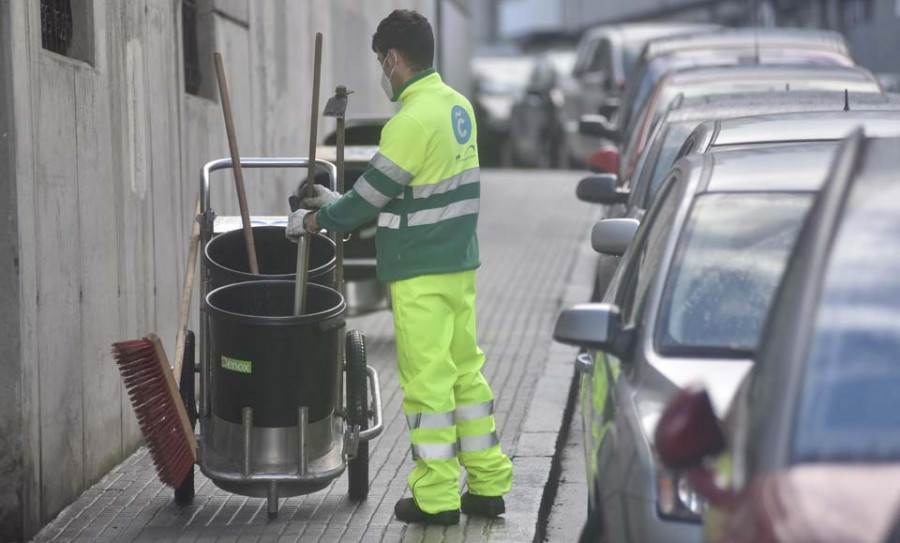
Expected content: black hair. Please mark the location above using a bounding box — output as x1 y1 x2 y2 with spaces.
371 10 434 72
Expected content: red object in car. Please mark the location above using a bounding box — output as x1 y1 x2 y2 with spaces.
588 146 620 175
655 386 726 470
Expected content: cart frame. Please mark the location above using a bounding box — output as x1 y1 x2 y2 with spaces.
195 157 383 515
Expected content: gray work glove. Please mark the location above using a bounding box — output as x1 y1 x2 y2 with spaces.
295 184 340 210
285 209 314 243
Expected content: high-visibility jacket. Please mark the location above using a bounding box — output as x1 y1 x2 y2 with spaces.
316 69 480 283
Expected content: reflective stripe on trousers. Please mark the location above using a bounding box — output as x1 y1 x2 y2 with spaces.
406 400 500 460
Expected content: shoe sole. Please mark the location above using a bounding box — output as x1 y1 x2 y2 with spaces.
395 513 460 525
461 503 505 518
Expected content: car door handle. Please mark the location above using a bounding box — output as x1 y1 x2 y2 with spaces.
575 352 595 374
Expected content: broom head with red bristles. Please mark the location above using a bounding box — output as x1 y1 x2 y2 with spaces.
112 334 198 487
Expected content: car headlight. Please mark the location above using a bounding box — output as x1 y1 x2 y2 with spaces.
657 469 707 521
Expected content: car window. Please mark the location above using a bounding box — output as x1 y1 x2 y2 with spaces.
793 174 900 462
622 42 642 78
618 175 684 324
643 122 698 207
657 193 812 357
573 37 598 77
587 39 611 75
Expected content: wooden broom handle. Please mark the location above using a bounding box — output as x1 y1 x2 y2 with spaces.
213 52 259 275
302 33 323 198
172 194 201 380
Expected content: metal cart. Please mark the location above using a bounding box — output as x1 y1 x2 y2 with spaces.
186 157 383 517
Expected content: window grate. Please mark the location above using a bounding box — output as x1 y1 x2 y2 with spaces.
183 0 202 95
41 0 73 56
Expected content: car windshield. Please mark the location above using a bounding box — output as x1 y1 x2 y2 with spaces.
644 122 698 204
793 175 900 462
657 193 812 357
549 51 576 76
473 56 535 95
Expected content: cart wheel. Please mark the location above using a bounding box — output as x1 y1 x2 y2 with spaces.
175 331 197 506
346 330 369 500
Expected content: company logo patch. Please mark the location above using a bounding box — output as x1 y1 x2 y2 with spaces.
451 105 472 144
221 355 252 374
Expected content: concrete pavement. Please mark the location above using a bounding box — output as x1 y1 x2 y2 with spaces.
31 169 599 543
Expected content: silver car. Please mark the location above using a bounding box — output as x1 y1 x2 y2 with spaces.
556 142 839 542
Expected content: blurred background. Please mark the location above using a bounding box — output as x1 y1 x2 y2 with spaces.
469 0 900 167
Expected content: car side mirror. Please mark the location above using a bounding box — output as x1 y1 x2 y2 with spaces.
655 387 726 470
587 147 620 175
576 175 627 205
553 303 634 358
579 114 621 143
591 218 638 255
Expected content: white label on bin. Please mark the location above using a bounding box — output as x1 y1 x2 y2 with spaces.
221 356 252 374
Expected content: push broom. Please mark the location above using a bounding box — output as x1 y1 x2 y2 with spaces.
112 52 261 488
110 196 201 487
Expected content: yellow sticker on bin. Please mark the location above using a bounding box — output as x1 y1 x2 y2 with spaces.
221 356 252 374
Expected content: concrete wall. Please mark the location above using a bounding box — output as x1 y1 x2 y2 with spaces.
2 0 449 540
0 2 23 540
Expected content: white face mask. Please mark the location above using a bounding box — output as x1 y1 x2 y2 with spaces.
379 52 397 101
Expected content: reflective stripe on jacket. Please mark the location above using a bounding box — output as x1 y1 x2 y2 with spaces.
316 69 481 283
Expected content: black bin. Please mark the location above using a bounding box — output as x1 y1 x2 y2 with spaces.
205 280 345 427
205 226 336 291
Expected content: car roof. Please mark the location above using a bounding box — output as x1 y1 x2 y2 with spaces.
644 28 850 59
666 91 900 124
665 64 876 86
709 111 900 147
582 22 719 44
677 142 838 193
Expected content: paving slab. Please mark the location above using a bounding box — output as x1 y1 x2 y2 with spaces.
32 170 599 543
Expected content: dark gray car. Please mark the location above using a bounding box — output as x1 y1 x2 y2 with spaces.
556 142 838 542
618 64 883 179
608 28 855 145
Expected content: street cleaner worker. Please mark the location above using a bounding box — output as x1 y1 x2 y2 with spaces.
286 9 512 526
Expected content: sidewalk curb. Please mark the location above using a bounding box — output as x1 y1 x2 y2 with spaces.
507 213 600 543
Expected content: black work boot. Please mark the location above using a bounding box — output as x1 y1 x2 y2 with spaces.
394 498 460 525
461 491 506 518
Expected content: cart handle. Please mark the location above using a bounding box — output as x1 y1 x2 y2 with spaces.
358 366 383 442
201 157 338 225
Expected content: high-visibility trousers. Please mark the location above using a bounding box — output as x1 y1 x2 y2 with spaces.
390 269 513 513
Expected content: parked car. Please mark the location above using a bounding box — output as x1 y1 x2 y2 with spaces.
579 91 900 301
624 92 900 216
556 142 838 543
563 22 720 166
471 53 535 167
616 64 882 180
655 132 900 543
508 49 576 168
599 28 855 148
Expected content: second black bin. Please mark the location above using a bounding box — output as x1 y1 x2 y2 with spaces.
205 226 336 291
205 280 346 427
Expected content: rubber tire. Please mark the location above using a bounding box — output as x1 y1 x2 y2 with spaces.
346 330 370 500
